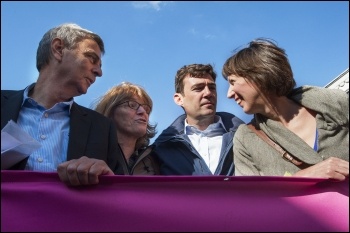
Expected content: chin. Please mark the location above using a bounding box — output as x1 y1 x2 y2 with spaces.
244 108 255 115
202 111 215 117
241 106 250 114
79 88 88 95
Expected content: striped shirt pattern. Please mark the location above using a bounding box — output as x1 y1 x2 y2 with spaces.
16 85 73 172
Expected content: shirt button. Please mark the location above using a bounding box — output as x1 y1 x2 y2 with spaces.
37 157 43 163
44 113 49 118
40 135 46 139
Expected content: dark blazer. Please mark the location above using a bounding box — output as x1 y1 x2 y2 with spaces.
1 84 124 174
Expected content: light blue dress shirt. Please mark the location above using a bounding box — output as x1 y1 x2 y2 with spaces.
16 85 73 172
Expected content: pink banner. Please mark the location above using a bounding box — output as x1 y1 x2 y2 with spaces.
1 171 348 232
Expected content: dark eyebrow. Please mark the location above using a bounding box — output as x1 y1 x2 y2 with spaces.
193 82 216 88
191 83 216 92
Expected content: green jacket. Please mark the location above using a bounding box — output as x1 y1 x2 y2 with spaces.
234 85 349 176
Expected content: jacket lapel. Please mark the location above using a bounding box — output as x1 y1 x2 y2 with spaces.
67 103 91 160
1 90 24 129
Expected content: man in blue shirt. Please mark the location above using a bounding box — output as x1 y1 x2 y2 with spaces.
1 23 124 185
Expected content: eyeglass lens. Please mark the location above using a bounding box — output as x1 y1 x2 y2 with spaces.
128 101 151 114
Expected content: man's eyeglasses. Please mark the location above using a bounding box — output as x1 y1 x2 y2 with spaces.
117 100 151 114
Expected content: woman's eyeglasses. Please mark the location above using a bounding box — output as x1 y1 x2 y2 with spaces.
117 100 151 114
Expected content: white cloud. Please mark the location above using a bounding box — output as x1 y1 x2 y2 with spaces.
188 28 217 40
132 1 168 11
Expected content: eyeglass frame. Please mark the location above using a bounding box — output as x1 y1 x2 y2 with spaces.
116 100 151 114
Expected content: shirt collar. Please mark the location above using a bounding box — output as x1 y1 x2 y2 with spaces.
22 84 74 112
184 115 227 136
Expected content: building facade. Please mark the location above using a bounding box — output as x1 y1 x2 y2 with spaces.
325 68 349 94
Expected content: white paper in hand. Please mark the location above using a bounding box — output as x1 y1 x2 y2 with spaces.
1 120 41 169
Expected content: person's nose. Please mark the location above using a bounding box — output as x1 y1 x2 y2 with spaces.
137 105 148 115
93 66 102 77
227 86 235 98
138 106 145 112
203 85 213 97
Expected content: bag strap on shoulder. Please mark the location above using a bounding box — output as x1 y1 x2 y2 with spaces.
247 123 303 166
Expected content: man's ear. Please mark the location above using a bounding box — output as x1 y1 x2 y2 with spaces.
51 38 64 61
173 93 183 107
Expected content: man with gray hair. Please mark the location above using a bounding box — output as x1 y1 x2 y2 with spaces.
1 23 124 185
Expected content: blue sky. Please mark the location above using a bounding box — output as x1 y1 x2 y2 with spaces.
1 1 349 143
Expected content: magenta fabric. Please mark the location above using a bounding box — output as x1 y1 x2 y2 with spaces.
1 171 349 232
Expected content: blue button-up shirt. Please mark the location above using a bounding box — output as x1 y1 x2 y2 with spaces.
16 85 73 172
